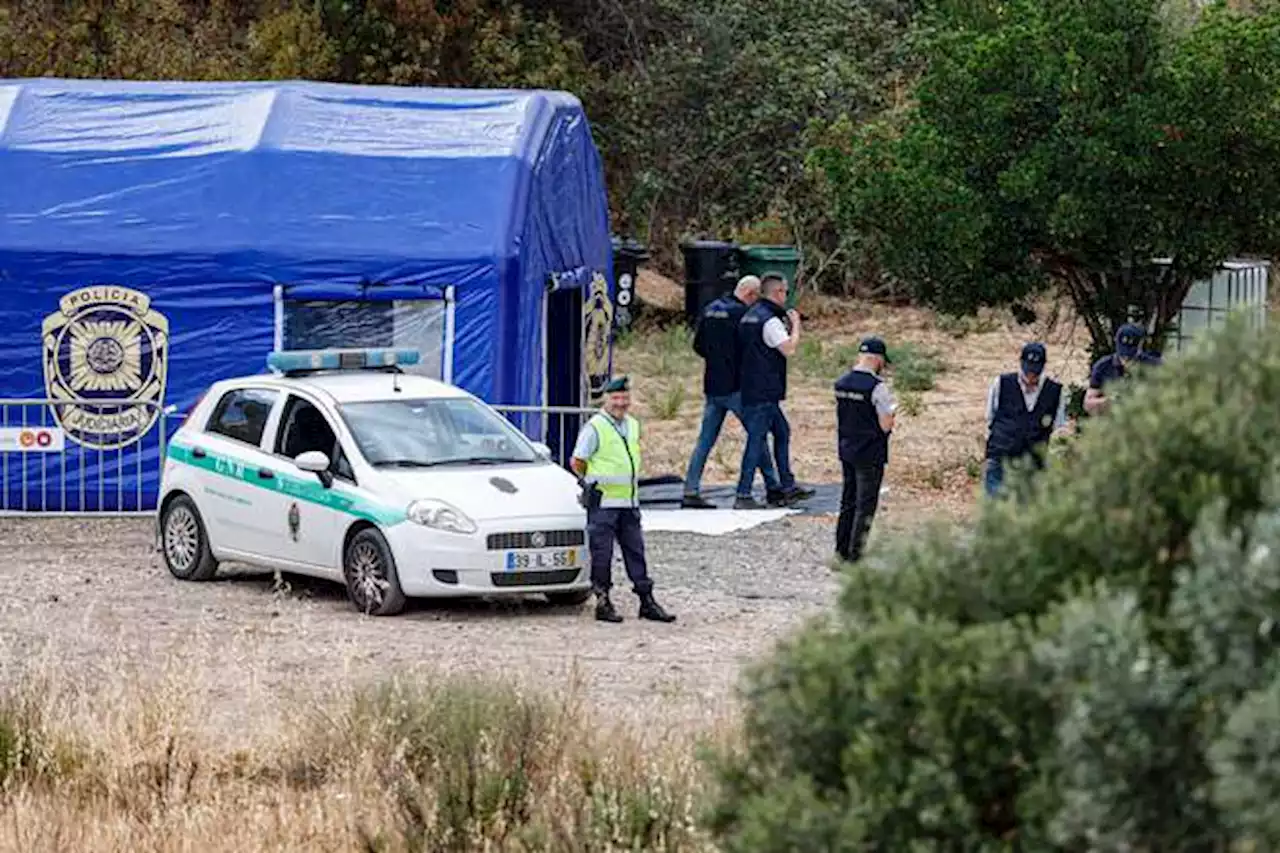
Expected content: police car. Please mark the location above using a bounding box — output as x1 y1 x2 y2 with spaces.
155 348 591 616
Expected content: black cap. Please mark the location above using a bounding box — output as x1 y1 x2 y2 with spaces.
858 336 891 363
1116 323 1144 358
602 375 630 393
1021 342 1047 372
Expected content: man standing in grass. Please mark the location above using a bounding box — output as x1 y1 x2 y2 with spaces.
983 342 1068 498
681 274 784 509
833 337 896 563
733 273 815 510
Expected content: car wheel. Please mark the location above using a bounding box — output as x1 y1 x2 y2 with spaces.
546 589 592 607
343 527 407 616
161 495 218 581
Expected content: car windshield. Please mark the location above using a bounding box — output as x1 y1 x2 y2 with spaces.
338 397 540 467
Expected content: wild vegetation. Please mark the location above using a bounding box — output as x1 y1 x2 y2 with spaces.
708 315 1280 850
0 664 715 851
8 0 1280 847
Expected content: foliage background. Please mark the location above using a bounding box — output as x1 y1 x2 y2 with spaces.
0 0 922 292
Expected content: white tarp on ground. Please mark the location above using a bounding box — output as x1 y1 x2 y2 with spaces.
639 508 798 535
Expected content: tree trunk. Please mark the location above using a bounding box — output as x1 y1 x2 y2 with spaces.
1055 261 1195 363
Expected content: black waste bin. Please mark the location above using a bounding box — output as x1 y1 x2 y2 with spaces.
611 236 649 333
680 239 739 325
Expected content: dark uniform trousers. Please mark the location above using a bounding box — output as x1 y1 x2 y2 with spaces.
833 369 890 563
836 462 884 563
587 507 654 595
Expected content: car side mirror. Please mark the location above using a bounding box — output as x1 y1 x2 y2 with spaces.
295 450 333 487
531 442 552 459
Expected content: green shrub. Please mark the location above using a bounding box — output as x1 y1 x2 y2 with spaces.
708 318 1280 849
1034 589 1221 850
1209 671 1280 847
708 614 1058 850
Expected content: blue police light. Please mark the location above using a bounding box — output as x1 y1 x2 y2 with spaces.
266 348 421 374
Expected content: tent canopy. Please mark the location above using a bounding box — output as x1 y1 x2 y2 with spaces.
0 77 613 405
0 78 577 263
0 78 614 511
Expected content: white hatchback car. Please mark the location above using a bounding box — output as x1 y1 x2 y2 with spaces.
155 348 591 616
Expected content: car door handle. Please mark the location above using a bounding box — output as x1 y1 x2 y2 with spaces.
257 468 275 480
191 447 206 459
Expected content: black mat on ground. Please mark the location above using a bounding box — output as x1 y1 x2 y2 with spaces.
638 481 844 515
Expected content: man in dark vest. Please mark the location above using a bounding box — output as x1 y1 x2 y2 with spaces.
681 275 783 508
983 342 1067 498
834 336 897 563
733 273 815 509
1083 323 1162 417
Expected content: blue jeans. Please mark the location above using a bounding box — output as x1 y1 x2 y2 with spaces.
685 392 780 495
737 402 795 498
984 457 1004 497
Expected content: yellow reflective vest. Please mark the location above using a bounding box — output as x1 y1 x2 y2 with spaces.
583 412 641 508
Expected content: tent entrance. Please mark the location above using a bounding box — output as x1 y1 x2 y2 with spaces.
272 284 457 383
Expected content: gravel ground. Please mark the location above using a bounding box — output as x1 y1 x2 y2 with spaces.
0 515 839 738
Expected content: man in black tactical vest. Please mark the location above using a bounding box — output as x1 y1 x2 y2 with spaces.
734 273 815 509
983 342 1067 498
833 336 897 563
682 275 783 508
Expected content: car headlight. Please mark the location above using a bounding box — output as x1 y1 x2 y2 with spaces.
406 499 477 534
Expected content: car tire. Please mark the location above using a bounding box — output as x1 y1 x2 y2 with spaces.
160 494 219 581
545 589 592 607
343 527 407 616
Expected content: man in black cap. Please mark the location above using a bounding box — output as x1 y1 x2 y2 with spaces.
569 375 676 624
833 336 897 563
983 341 1067 497
1083 322 1163 416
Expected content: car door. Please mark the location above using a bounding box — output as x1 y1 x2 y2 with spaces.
192 385 284 559
259 392 356 576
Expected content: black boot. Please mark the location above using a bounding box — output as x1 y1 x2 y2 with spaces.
595 591 623 623
638 591 676 623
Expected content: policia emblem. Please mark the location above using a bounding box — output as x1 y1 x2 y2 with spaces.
581 271 614 405
42 285 169 450
287 502 300 541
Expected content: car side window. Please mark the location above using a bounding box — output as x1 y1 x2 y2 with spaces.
275 394 355 483
205 388 279 447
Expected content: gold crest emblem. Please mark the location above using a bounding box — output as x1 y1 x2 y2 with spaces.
581 271 614 404
42 286 169 450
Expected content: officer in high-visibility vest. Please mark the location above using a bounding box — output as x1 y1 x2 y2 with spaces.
570 375 677 624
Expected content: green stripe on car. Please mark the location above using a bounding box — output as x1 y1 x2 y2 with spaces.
166 442 406 526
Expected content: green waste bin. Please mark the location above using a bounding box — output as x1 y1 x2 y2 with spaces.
737 244 801 310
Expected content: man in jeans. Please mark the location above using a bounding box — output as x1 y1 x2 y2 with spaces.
682 275 784 508
733 273 815 510
833 337 897 563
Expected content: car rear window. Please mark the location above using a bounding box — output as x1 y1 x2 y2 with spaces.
206 388 278 447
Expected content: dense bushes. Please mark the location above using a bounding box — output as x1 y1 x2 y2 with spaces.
709 317 1280 849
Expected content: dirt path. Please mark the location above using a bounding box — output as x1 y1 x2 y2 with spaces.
0 516 839 739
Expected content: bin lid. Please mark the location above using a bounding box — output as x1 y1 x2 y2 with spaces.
680 239 738 251
611 235 650 258
738 244 799 260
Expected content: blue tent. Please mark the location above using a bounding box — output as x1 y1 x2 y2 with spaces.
0 78 616 512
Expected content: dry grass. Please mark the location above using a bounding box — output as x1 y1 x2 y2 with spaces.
617 291 1095 524
0 651 720 852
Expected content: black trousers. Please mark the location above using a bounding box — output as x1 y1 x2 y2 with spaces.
836 461 885 562
586 507 654 596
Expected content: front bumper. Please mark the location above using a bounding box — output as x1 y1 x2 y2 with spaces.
384 514 591 597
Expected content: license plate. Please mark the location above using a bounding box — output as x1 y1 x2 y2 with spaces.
505 549 579 571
